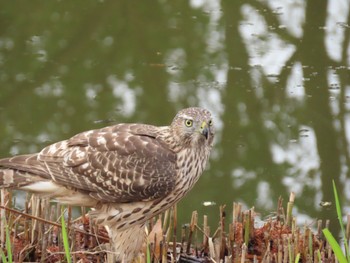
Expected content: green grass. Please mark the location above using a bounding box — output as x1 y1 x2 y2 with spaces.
0 218 13 263
61 207 72 263
146 239 151 263
294 253 300 263
323 228 347 263
322 180 350 263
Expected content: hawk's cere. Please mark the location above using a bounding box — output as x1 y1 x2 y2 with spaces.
0 107 214 262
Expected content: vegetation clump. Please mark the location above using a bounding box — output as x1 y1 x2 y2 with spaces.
0 189 349 262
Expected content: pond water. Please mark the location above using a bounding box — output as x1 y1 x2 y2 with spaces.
1 0 350 235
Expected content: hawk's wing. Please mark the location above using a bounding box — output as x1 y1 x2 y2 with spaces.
38 124 177 203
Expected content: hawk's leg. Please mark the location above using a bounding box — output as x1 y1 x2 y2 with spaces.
106 223 146 263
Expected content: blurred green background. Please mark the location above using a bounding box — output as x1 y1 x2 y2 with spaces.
1 0 349 234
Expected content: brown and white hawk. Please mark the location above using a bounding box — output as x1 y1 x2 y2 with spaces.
0 107 214 262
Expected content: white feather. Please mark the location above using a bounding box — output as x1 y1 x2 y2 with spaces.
20 181 61 192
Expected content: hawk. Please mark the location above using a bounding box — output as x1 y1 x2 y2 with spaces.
0 107 214 262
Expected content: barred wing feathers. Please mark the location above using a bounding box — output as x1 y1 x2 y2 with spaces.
38 124 177 203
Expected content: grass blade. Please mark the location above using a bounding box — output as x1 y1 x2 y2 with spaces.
294 253 300 263
0 217 12 263
146 241 151 263
61 207 72 263
333 181 342 223
316 249 322 263
0 248 8 263
332 180 350 261
5 224 12 263
322 228 347 263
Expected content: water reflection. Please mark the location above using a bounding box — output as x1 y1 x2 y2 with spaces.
0 0 349 235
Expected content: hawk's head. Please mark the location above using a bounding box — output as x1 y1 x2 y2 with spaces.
170 107 214 148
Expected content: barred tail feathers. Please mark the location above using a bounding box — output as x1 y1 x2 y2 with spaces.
0 154 48 188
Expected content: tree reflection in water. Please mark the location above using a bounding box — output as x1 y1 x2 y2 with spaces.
0 0 349 235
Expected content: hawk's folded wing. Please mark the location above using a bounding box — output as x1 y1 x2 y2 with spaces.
36 124 177 203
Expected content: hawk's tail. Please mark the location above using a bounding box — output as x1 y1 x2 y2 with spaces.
0 154 49 189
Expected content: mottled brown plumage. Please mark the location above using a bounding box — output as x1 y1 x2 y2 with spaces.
0 107 214 262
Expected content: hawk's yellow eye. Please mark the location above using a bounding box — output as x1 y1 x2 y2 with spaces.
185 119 193 127
208 119 213 126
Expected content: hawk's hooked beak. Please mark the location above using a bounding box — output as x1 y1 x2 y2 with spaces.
200 121 209 140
